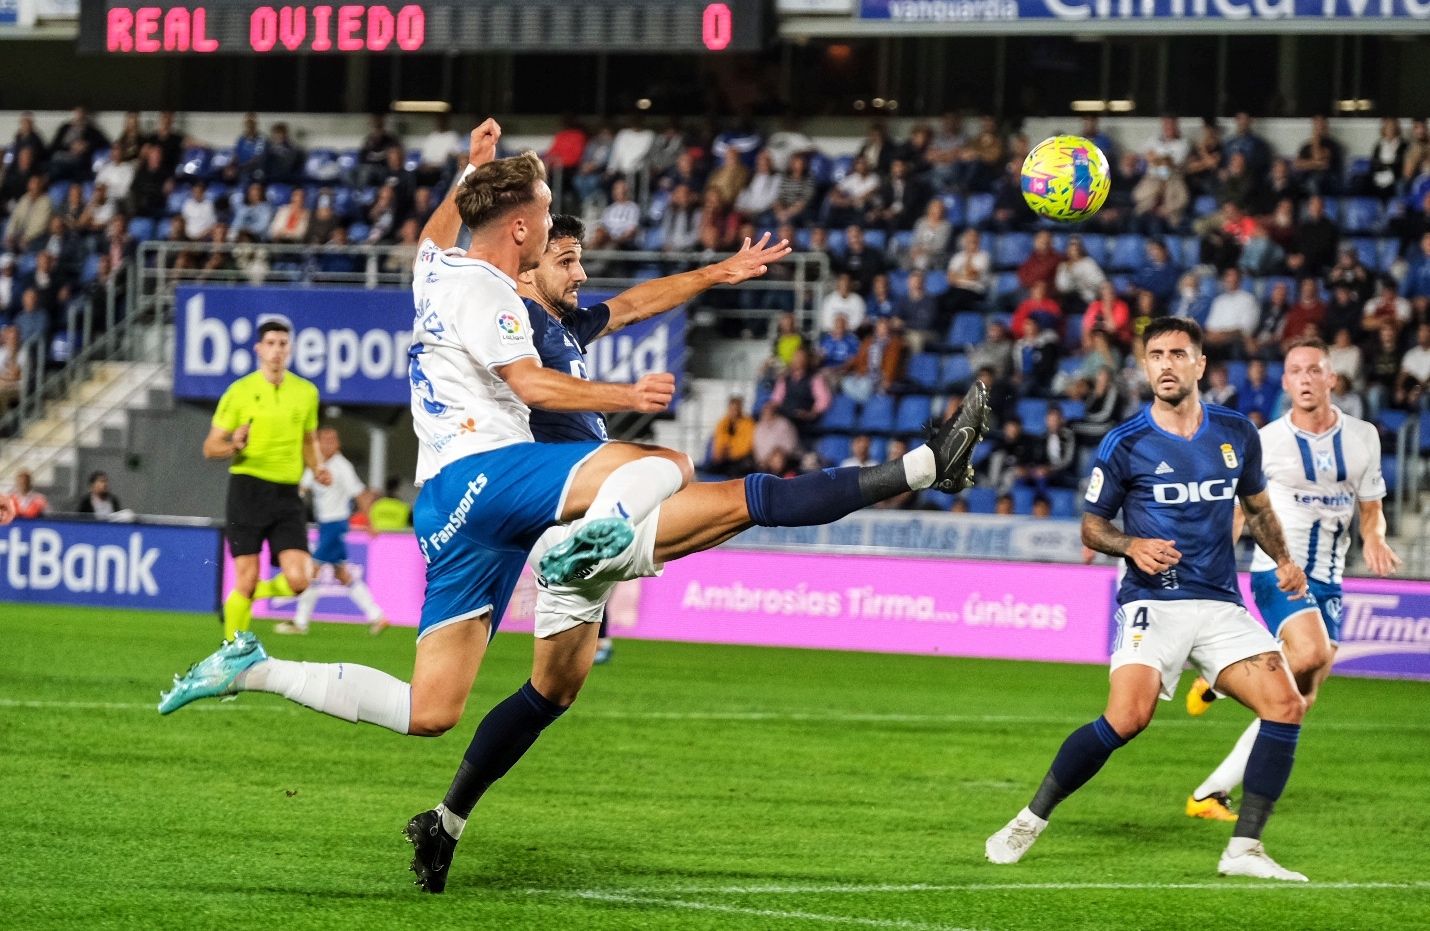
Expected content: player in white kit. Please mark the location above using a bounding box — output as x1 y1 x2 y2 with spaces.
1183 337 1401 821
274 426 387 635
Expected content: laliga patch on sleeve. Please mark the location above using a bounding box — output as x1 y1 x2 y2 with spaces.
1085 466 1104 503
496 312 526 343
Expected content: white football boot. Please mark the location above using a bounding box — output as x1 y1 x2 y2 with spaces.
1218 840 1308 882
985 808 1048 864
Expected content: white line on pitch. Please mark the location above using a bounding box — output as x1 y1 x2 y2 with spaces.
542 890 984 930
575 880 1430 894
0 698 1424 732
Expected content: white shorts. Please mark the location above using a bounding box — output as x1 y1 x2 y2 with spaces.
527 506 664 639
1109 598 1281 701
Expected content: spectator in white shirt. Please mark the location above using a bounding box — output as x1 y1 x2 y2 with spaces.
607 116 656 180
416 113 463 187
943 228 991 312
823 156 881 227
1054 235 1107 307
821 272 867 332
839 434 879 468
268 187 310 244
1203 267 1260 357
1133 115 1191 230
734 150 782 221
179 181 217 241
590 178 642 250
95 147 136 202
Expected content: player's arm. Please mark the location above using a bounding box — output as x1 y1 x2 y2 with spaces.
496 358 674 414
303 430 333 485
1239 488 1308 596
595 233 792 339
420 119 502 251
1357 498 1402 577
1081 513 1182 575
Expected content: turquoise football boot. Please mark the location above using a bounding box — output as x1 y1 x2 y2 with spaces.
157 631 268 715
537 517 634 586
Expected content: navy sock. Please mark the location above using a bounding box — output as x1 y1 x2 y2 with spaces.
1029 716 1129 819
1234 720 1299 839
441 680 568 819
744 468 875 528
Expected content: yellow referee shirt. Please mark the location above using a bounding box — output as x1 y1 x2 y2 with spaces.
212 370 320 485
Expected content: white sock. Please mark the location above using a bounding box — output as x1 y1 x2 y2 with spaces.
348 578 384 622
1226 836 1260 855
293 586 320 629
585 457 684 526
437 803 467 840
1017 806 1049 828
903 445 938 491
236 659 411 734
1194 719 1260 800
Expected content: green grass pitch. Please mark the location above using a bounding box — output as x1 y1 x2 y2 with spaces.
2 604 1427 930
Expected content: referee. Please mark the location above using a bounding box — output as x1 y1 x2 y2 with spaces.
203 318 330 640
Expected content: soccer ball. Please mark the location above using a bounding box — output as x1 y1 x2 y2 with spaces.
1020 135 1110 223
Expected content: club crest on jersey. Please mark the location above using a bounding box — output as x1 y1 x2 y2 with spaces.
1220 443 1238 469
1315 450 1334 473
496 312 524 342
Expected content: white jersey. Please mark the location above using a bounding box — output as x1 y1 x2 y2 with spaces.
301 452 366 523
409 239 541 485
1250 408 1384 584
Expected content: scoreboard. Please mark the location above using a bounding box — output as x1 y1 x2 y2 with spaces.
77 0 766 54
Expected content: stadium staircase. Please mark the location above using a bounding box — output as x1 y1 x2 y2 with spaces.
0 360 172 502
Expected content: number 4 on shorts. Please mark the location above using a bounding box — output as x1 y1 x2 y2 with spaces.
1131 607 1150 630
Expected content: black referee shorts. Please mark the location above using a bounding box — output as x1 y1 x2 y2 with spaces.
225 473 309 564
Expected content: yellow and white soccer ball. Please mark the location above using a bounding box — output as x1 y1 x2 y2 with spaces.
1020 135 1111 223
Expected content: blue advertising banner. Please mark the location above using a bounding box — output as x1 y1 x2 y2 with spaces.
0 519 222 613
858 0 1430 26
0 0 19 26
173 286 685 410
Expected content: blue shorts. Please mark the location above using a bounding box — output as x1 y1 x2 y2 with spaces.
1251 570 1343 643
413 441 602 640
312 520 349 565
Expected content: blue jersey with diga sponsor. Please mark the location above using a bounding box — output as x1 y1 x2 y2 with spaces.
524 298 612 443
1083 403 1265 606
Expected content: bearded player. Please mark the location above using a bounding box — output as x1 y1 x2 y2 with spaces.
1182 336 1400 822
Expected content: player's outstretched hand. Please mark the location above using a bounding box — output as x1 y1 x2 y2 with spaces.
1275 558 1309 599
1363 537 1402 577
469 118 502 168
630 373 676 413
1126 537 1181 575
713 232 793 285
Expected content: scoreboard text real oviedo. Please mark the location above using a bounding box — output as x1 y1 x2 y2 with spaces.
78 0 764 55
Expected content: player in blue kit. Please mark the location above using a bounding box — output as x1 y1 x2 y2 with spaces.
986 317 1313 881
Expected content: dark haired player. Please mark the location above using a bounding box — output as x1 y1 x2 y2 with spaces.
985 317 1313 881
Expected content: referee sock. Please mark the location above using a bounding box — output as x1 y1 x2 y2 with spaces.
223 590 253 640
1234 720 1299 840
1028 716 1129 820
255 575 295 601
236 659 412 734
585 457 684 526
440 680 568 822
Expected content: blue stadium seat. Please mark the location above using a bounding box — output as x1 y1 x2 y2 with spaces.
1318 198 1340 222
1181 235 1201 267
964 486 997 513
127 217 156 241
1057 355 1082 379
1059 399 1086 421
857 393 897 434
831 155 855 183
972 439 994 468
1381 455 1398 492
347 222 371 242
807 152 834 186
816 434 852 466
993 233 1033 270
404 148 422 173
1012 486 1037 515
1048 488 1080 519
47 182 70 208
895 395 934 434
207 147 234 179
890 230 914 257
826 229 848 256
336 150 360 177
266 183 294 206
1017 398 1049 435
863 229 888 252
1377 237 1402 272
949 312 985 346
642 226 665 250
794 227 813 250
965 193 995 228
922 489 958 511
178 146 213 179
80 253 102 284
15 253 36 278
993 271 1021 297
1192 194 1219 218
1421 413 1430 454
924 271 949 297
820 394 859 432
907 352 942 390
1062 311 1084 350
1378 409 1410 434
1079 234 1108 265
165 186 190 215
887 269 910 299
940 353 972 388
752 385 773 415
1226 360 1249 394
940 193 965 227
868 437 889 462
1341 197 1381 235
1109 234 1145 272
304 149 342 183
